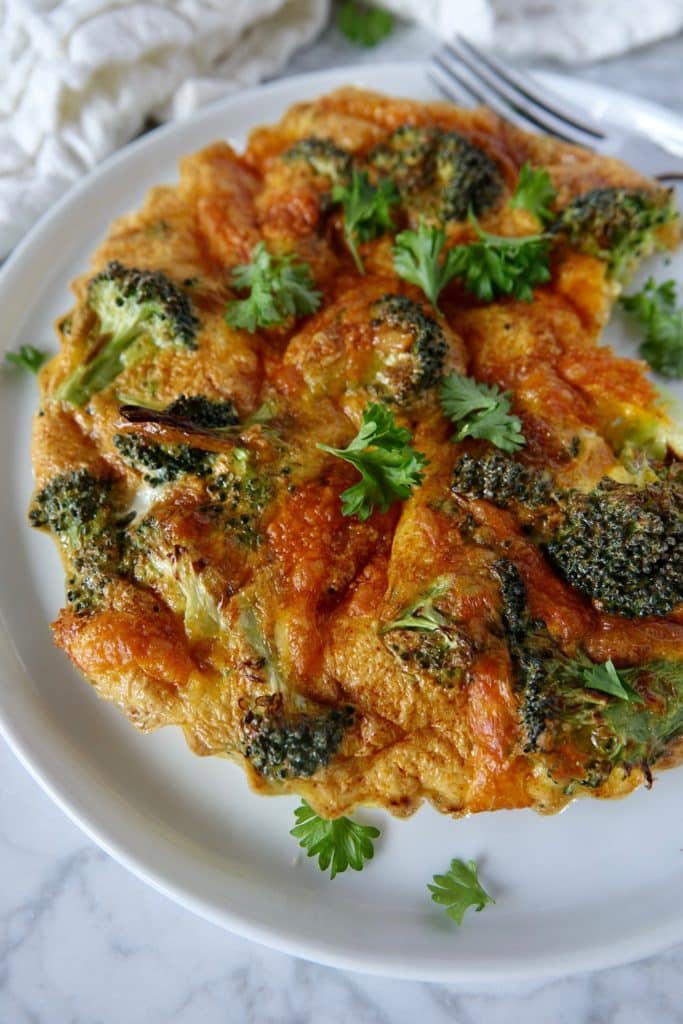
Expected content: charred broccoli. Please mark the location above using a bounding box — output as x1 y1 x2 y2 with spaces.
452 451 553 510
29 469 129 613
113 395 241 486
58 262 199 407
552 187 676 280
453 452 683 618
545 477 683 618
367 125 503 224
494 558 683 788
238 607 354 778
380 578 472 687
113 433 216 486
242 695 354 780
116 396 277 540
282 137 352 187
368 294 448 404
162 394 239 428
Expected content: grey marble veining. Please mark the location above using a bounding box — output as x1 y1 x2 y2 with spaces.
3 739 683 1024
3 15 683 1024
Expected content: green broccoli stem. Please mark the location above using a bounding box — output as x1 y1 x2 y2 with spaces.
381 579 451 633
58 324 145 407
58 262 198 407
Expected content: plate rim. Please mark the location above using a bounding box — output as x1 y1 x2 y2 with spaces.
2 59 683 983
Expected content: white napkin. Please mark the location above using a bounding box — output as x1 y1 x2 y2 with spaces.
1 0 329 258
385 0 683 63
490 0 683 63
3 0 683 259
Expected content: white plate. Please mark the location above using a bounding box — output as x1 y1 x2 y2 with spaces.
1 63 682 984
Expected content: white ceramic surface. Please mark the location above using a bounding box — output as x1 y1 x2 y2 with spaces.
1 62 682 984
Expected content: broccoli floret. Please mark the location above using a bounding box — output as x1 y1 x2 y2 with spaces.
126 516 224 641
29 468 109 542
163 394 239 428
454 454 683 618
58 262 199 407
283 137 352 187
205 447 274 549
545 477 683 618
29 469 128 613
116 401 276 537
368 294 448 405
242 695 354 780
117 395 242 434
113 433 215 486
113 395 241 485
452 451 554 509
494 559 683 788
237 606 354 778
494 558 568 752
380 578 472 687
367 125 502 224
552 187 676 280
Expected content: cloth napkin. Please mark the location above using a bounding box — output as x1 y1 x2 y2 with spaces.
3 0 683 259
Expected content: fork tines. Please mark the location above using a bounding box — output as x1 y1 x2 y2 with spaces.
431 35 606 148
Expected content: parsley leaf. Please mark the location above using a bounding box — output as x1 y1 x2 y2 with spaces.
291 800 380 879
446 213 551 303
582 659 642 703
510 163 557 224
332 169 399 273
393 221 461 311
440 371 525 453
620 277 683 378
226 243 321 332
428 858 495 926
4 344 48 374
337 1 394 47
317 402 428 520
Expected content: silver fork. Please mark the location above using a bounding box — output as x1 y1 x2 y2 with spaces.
430 36 683 184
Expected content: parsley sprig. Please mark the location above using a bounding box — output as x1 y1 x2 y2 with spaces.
393 221 461 312
291 801 380 879
582 659 642 703
317 403 427 520
447 213 551 302
428 858 495 925
338 1 394 47
225 243 321 332
332 169 399 273
510 163 557 224
4 344 48 374
620 277 683 378
440 372 525 453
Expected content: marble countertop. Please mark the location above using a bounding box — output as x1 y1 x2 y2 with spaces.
4 14 683 1024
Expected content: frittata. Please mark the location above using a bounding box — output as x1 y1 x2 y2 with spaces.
30 87 683 820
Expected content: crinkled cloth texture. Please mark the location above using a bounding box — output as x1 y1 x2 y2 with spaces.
384 0 683 63
0 0 329 257
3 0 683 257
